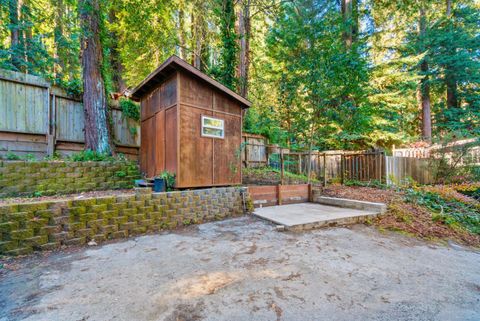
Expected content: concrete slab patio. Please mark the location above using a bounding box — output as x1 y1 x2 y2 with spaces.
254 203 382 231
1 216 479 321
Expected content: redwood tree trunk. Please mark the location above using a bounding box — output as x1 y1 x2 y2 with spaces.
178 8 187 60
80 0 113 154
238 0 251 98
445 0 458 109
53 0 65 79
9 0 22 70
341 0 357 49
109 7 126 93
418 7 432 142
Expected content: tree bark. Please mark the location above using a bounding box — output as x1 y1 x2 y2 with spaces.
237 0 251 98
341 0 358 49
22 1 31 73
178 8 187 60
109 7 126 93
446 0 452 16
80 0 113 154
9 0 22 70
418 7 432 142
445 0 458 109
53 0 65 80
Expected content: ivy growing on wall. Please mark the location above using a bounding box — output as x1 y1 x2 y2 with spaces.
119 97 140 136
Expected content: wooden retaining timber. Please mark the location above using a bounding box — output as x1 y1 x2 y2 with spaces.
248 184 311 208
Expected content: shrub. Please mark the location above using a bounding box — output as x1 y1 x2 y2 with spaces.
404 187 480 235
157 171 176 191
68 150 115 162
5 152 20 160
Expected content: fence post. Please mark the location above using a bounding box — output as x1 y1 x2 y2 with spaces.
298 154 302 174
46 92 55 156
244 137 248 168
323 153 327 187
280 149 284 185
340 154 345 185
277 184 282 205
308 183 313 202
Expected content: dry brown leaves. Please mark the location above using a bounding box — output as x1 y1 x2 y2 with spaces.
321 185 480 247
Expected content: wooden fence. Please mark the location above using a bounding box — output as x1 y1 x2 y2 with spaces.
386 156 435 185
0 69 140 159
241 134 444 185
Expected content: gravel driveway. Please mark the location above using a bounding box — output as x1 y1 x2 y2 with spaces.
1 216 479 321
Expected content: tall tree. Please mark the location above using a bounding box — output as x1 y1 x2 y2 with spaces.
108 4 126 93
341 0 358 49
214 0 237 89
444 0 458 110
237 0 251 97
8 0 22 70
79 0 113 154
53 0 65 79
417 6 432 142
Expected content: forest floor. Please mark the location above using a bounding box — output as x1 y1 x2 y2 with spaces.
321 185 480 247
1 216 479 321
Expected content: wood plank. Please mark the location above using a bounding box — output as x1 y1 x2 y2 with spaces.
178 104 213 187
0 80 6 130
165 106 177 174
0 131 47 143
155 110 165 174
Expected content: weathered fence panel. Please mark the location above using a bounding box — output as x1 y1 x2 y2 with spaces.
386 156 435 185
0 69 140 159
0 70 49 134
342 152 385 182
55 95 85 142
242 133 268 167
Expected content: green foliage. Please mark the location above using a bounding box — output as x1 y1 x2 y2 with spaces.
22 153 36 161
43 151 62 161
68 150 114 162
1 0 479 152
405 188 480 235
58 78 83 97
115 170 127 177
119 98 140 121
156 171 176 191
211 0 238 89
4 152 20 160
243 166 319 184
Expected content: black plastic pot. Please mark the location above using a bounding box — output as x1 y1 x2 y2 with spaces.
153 178 166 192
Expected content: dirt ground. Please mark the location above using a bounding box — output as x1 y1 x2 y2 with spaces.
0 189 135 205
1 216 479 321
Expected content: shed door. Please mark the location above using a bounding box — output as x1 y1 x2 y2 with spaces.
141 116 156 178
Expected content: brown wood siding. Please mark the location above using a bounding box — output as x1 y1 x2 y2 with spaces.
154 110 165 174
176 71 243 187
213 91 242 115
178 105 213 187
213 112 241 185
164 106 177 174
142 116 156 177
139 68 244 187
161 76 177 108
179 71 213 108
139 72 178 178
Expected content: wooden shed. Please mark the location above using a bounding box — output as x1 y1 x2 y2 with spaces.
130 56 251 188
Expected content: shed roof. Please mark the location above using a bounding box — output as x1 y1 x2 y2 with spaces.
129 55 251 108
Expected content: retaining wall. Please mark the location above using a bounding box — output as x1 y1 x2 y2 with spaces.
0 187 247 255
0 160 140 197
